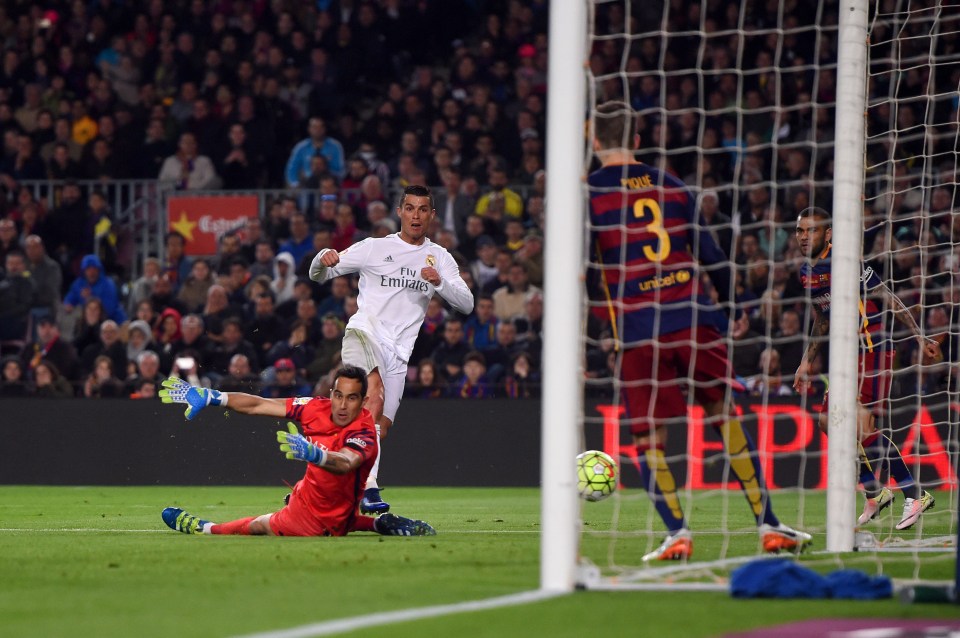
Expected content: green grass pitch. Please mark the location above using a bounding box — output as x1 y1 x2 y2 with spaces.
0 486 956 638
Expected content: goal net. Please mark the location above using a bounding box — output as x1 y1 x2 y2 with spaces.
574 0 959 591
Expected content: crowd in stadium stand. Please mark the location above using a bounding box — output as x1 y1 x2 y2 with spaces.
0 1 954 400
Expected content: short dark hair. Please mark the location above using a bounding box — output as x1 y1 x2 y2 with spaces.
398 184 435 211
797 206 832 226
593 101 637 149
335 365 368 397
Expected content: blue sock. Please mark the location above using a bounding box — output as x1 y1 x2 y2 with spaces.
862 433 920 499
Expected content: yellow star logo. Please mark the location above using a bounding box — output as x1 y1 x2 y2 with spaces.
170 211 198 242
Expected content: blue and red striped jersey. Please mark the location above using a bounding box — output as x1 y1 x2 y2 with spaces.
798 244 887 351
587 162 734 344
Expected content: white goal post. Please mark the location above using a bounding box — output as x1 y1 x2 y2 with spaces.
543 0 958 592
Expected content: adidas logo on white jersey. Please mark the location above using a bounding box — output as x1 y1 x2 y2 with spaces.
384 255 394 262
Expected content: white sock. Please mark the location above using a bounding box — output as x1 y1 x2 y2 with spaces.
366 430 382 490
202 522 214 534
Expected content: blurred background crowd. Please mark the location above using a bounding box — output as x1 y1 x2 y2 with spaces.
0 0 955 402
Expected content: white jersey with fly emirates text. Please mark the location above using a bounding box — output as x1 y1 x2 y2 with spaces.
309 234 474 363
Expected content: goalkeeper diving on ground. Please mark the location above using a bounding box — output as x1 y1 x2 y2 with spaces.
157 365 436 537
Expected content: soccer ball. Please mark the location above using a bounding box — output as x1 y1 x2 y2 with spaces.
576 450 617 502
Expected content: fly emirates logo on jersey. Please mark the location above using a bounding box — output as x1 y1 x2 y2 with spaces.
379 265 431 292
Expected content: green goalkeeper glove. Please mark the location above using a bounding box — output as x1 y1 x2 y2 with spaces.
277 422 326 466
159 377 225 420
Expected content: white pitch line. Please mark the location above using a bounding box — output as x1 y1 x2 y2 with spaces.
230 589 564 638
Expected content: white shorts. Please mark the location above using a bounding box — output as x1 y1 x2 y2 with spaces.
340 328 407 422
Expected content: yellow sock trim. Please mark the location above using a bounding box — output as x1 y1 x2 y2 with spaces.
644 448 684 521
858 442 873 473
720 418 763 517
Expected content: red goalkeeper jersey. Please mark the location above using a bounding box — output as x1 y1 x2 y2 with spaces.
284 396 378 535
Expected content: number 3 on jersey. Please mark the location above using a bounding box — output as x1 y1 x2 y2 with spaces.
633 198 671 262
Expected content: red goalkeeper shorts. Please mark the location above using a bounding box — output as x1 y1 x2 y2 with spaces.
269 493 340 537
619 326 736 437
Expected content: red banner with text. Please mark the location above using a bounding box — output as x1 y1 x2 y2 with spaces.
588 397 958 490
167 195 259 255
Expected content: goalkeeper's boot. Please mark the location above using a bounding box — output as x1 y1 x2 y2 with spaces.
162 507 209 535
642 528 692 562
857 487 894 526
759 523 812 554
360 487 390 515
374 513 436 536
895 491 935 531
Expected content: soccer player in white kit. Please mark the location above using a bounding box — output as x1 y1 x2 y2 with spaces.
309 185 475 513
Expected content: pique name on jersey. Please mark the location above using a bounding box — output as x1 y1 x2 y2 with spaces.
380 266 430 292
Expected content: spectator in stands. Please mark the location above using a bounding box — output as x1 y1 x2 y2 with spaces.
79 319 126 380
277 212 313 267
0 132 46 189
407 358 444 399
168 314 211 374
127 350 165 394
774 308 805 375
126 256 160 317
317 276 351 320
451 351 492 399
271 252 297 306
260 357 311 399
208 317 259 379
515 229 544 288
744 348 794 397
431 317 470 384
216 353 261 394
296 227 333 277
501 350 540 399
515 290 544 357
212 233 244 276
219 123 264 189
47 141 84 179
21 315 78 382
469 235 499 291
331 204 364 251
158 131 220 190
124 320 156 376
492 262 540 323
245 292 284 367
31 358 74 398
38 179 81 266
285 116 345 186
138 118 173 179
481 248 513 296
0 249 35 341
0 355 28 397
176 258 215 314
731 312 764 380
475 166 523 220
82 354 125 398
485 320 529 383
200 284 237 341
300 311 342 382
464 294 499 353
0 218 20 264
71 297 107 356
249 239 276 280
162 231 192 293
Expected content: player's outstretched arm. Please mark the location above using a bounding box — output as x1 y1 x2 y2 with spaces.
159 377 287 419
874 282 943 363
276 422 363 474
